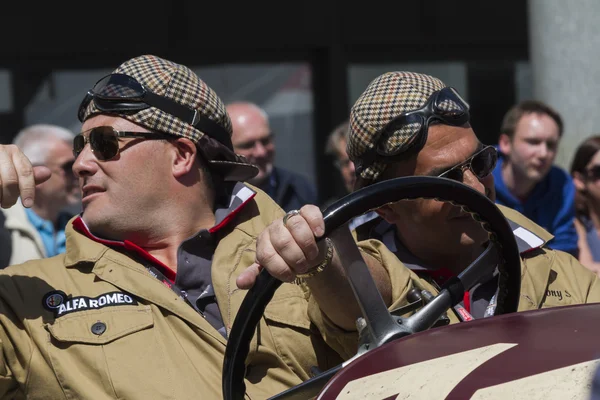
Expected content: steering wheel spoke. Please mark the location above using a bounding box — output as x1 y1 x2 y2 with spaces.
329 225 414 348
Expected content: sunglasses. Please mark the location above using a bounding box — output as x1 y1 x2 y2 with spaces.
60 160 75 175
586 165 600 181
32 160 75 176
77 73 233 150
235 134 273 151
355 87 470 175
438 145 498 182
73 126 172 161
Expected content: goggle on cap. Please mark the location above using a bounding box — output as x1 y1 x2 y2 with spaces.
79 54 258 182
348 71 469 187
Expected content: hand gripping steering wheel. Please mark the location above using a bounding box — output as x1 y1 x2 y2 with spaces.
222 176 521 400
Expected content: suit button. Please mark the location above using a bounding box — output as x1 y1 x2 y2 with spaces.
91 322 106 336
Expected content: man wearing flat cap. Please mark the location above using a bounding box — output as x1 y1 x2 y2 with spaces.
0 55 410 399
347 71 600 321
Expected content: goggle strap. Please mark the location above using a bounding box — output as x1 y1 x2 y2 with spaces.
140 91 233 151
143 91 195 123
80 74 233 151
354 146 379 176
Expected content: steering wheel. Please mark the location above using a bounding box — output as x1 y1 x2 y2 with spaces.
222 176 521 400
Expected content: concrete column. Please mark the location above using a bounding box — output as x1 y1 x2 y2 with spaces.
528 0 600 169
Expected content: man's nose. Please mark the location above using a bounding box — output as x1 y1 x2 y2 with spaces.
538 143 549 158
462 168 486 195
72 145 97 177
253 142 268 158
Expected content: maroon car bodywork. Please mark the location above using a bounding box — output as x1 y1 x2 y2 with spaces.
318 304 600 399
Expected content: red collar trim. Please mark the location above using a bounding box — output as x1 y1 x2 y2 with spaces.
72 217 177 281
71 186 257 282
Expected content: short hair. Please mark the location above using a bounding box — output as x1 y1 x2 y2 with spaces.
500 100 564 138
13 124 75 165
325 120 349 156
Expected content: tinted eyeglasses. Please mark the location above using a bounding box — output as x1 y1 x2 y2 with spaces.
32 160 75 176
60 160 75 175
355 87 470 175
586 165 600 180
235 134 273 151
73 126 172 161
438 145 498 182
77 73 233 150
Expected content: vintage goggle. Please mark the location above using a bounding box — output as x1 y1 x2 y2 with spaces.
438 145 498 182
73 126 172 160
77 73 233 150
355 87 470 174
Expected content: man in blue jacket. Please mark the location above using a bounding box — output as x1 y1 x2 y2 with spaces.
493 100 578 256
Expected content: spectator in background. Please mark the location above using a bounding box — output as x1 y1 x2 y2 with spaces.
0 124 79 267
226 101 317 211
570 136 600 275
325 120 377 228
325 120 355 194
492 100 578 256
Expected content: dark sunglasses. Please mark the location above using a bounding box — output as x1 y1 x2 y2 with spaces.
77 73 233 150
586 165 600 180
355 87 470 176
236 134 273 150
438 145 498 182
32 160 75 176
60 160 75 174
73 126 172 161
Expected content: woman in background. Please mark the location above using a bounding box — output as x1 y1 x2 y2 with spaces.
570 136 600 275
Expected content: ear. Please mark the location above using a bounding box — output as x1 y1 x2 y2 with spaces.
498 133 512 155
171 138 198 179
375 204 398 224
573 171 586 192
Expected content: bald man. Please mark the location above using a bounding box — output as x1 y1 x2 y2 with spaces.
226 101 317 211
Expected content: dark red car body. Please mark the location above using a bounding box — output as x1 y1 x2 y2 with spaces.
318 304 600 399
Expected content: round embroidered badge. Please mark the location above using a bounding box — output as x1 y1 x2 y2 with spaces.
42 290 67 310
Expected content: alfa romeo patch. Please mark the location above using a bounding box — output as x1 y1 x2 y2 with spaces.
42 290 67 311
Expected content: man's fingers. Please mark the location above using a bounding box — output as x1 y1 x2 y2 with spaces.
284 209 320 263
256 229 297 282
299 205 325 238
0 144 53 209
12 143 51 206
236 263 262 290
33 166 52 185
18 166 52 207
0 147 22 208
